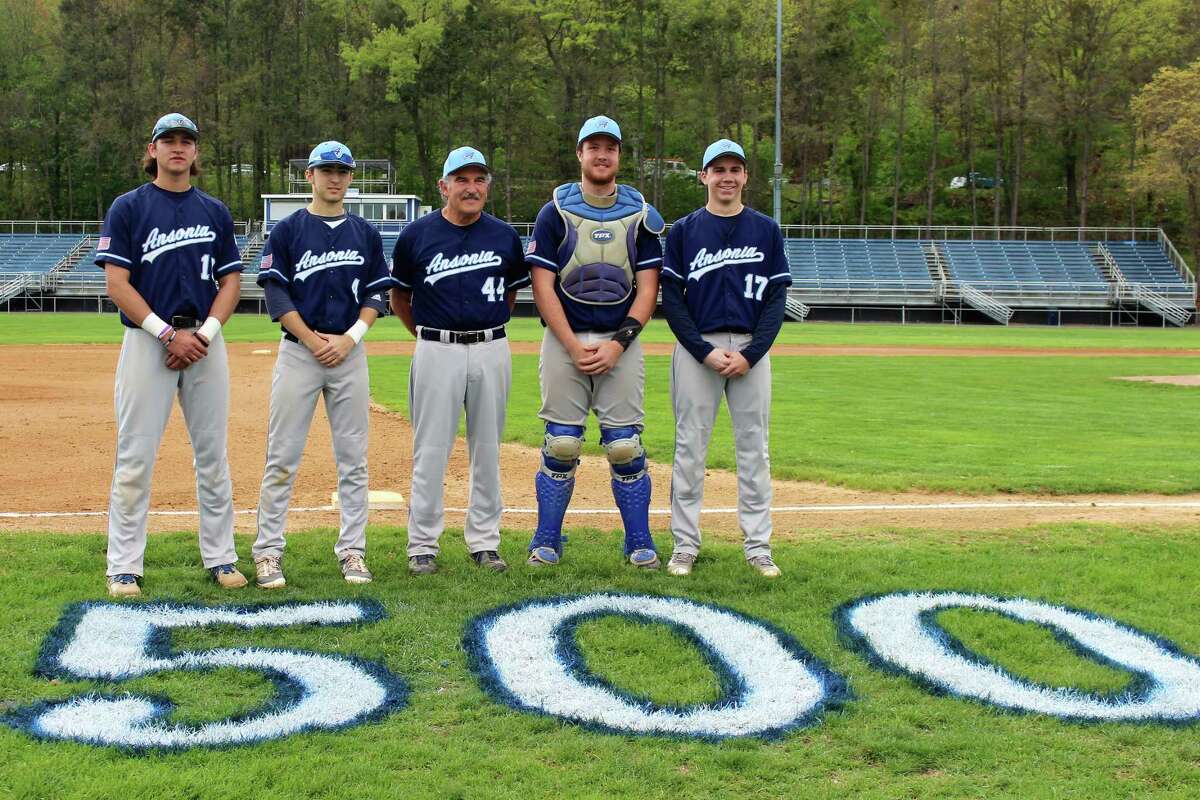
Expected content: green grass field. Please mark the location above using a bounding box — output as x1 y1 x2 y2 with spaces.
3 314 1200 798
2 311 1200 349
370 353 1200 494
1 525 1199 799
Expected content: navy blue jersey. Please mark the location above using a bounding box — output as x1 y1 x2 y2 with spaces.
391 211 529 331
256 209 398 333
95 183 243 328
662 207 791 333
526 196 663 333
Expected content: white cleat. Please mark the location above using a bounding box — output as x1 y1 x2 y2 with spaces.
255 555 286 590
747 554 782 578
666 552 696 577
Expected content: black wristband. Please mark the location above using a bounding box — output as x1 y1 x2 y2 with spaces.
612 316 643 350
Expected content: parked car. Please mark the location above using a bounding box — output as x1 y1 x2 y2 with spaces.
642 158 697 179
949 171 1003 189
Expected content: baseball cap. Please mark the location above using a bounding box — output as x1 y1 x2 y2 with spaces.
151 113 199 142
702 139 747 170
577 115 622 145
442 146 489 179
307 141 356 170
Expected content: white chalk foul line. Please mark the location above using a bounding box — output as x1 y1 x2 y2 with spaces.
4 500 1200 520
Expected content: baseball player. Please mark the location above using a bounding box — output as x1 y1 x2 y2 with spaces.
251 141 399 589
660 139 791 578
390 147 529 575
524 115 665 568
97 112 246 598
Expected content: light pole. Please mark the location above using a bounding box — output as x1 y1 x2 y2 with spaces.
773 0 783 223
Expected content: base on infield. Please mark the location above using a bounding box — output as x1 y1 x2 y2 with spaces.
332 490 406 510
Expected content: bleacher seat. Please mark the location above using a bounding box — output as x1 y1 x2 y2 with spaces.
784 239 932 292
939 241 1107 296
1104 241 1191 296
0 234 85 274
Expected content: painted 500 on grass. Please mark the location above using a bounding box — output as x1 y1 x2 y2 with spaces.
6 592 1199 751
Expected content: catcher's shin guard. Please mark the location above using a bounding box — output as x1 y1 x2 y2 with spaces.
529 423 583 564
601 426 657 566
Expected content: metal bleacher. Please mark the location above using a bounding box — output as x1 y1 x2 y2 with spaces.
1102 241 1192 297
785 239 935 304
938 240 1111 307
0 234 84 274
3 221 1195 325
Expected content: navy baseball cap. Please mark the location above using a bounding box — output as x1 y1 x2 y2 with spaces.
151 113 198 142
577 115 622 145
442 146 489 179
307 141 356 170
702 139 747 170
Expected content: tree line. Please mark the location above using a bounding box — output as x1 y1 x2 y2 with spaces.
2 0 1199 262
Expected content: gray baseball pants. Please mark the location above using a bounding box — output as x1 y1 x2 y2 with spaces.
406 334 511 557
669 332 773 559
254 338 370 560
106 327 237 576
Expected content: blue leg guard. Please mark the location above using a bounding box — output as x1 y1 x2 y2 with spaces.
529 423 583 565
601 426 658 567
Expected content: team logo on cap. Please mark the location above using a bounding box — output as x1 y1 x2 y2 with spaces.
591 229 614 243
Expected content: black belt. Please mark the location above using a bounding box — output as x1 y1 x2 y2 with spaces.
419 326 506 345
170 315 200 328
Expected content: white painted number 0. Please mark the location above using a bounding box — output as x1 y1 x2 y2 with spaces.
743 274 767 300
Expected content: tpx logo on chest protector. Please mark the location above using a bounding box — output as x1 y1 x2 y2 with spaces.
590 229 614 243
141 226 217 263
294 249 365 282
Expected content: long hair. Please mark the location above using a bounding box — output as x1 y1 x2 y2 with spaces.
143 151 202 177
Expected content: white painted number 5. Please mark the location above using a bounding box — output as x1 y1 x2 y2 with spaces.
5 601 407 750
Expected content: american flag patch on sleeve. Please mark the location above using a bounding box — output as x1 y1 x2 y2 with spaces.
98 236 111 250
260 253 273 270
525 240 536 255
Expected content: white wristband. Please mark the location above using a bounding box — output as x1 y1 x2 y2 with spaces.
197 316 221 342
346 319 369 344
141 312 169 339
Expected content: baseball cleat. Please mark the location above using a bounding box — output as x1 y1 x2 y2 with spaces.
254 555 286 589
408 554 437 575
628 548 660 569
526 546 561 566
747 555 782 578
340 553 373 584
666 552 696 576
107 574 142 598
209 563 248 589
470 550 509 572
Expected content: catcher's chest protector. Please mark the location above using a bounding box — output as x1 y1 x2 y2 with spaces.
553 183 662 305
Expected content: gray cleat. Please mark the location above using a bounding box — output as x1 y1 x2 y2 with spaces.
408 554 438 575
340 553 373 584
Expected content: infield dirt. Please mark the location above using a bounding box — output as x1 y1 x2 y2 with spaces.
3 342 1199 536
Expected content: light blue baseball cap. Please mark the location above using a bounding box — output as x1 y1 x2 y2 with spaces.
577 115 622 145
442 146 489 179
307 141 356 170
702 139 747 170
151 113 198 142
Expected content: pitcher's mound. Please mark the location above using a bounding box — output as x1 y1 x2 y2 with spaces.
1116 375 1200 386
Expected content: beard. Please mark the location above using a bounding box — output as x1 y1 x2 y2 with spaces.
581 162 617 186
